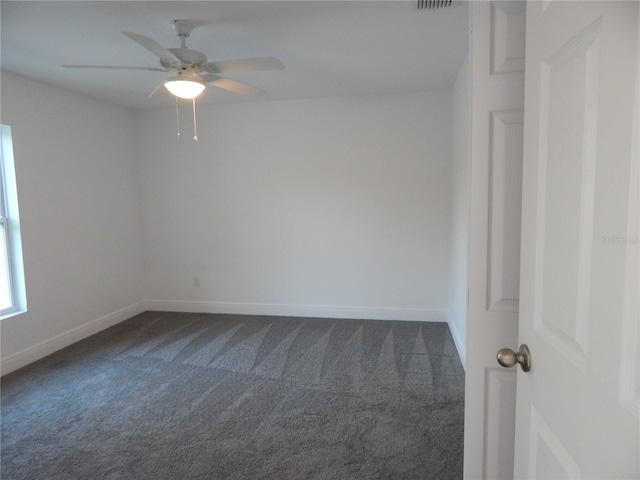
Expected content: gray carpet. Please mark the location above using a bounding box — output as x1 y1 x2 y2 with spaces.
1 312 464 479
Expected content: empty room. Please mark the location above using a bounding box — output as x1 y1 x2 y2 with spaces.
2 1 639 479
1 1 468 478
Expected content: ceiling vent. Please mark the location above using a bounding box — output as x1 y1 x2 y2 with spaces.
417 0 453 9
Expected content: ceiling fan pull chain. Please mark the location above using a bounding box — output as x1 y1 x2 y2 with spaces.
192 97 198 141
175 96 181 138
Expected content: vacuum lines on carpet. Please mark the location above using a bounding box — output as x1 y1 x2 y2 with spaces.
1 311 464 479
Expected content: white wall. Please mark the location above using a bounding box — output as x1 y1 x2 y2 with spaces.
137 91 453 320
448 56 469 366
0 72 145 373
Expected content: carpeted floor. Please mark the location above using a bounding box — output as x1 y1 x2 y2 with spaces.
1 312 464 479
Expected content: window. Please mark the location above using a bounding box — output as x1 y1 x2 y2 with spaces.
0 125 26 317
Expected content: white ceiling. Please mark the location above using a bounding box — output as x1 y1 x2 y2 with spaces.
1 1 469 110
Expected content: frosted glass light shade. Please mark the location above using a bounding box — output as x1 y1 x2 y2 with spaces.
164 79 205 99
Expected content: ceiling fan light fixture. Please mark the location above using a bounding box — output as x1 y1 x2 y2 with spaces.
164 78 205 99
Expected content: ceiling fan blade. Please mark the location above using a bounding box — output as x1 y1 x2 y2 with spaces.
202 75 266 97
201 57 285 74
62 65 167 72
122 31 182 65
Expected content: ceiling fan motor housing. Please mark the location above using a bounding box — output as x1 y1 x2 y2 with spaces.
162 48 208 70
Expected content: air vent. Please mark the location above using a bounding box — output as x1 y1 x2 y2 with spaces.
417 0 453 9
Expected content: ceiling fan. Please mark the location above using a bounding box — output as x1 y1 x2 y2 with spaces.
63 19 285 100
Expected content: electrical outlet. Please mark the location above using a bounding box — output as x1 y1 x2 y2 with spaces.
193 277 200 287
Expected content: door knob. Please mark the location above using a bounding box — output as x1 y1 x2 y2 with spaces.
497 344 531 372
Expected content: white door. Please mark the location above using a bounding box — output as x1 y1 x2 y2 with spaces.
513 1 640 478
465 1 526 478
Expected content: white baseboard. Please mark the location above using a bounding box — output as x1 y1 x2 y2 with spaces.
1 299 449 376
447 316 466 370
146 299 448 323
0 300 148 376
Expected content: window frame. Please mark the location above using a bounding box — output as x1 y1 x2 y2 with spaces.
0 125 26 318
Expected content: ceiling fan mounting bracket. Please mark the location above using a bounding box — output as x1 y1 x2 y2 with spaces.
171 20 194 38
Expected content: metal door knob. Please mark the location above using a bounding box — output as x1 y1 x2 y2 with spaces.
497 344 531 372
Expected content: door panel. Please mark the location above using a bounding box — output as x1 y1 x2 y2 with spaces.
528 407 581 479
487 109 524 313
536 18 600 369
